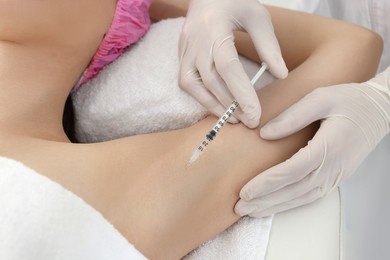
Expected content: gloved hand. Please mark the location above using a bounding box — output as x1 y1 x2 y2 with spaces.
179 0 288 128
235 67 390 218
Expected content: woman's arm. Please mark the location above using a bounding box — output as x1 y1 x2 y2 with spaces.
150 1 381 83
243 9 382 123
236 6 381 82
149 0 189 21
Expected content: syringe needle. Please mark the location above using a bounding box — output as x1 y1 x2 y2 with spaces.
187 63 269 165
251 62 268 85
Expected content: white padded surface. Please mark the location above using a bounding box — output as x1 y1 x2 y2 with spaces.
266 188 342 260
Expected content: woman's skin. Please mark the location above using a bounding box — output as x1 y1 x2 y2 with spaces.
0 1 383 259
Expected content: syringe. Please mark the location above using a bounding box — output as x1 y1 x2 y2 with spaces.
188 62 269 165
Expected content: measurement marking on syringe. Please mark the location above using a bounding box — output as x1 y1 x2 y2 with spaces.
187 63 268 166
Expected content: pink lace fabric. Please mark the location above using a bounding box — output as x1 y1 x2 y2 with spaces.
74 0 152 90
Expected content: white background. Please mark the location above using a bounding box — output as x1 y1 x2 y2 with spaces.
261 0 291 7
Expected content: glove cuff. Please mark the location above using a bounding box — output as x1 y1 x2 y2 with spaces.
368 66 390 95
364 67 390 135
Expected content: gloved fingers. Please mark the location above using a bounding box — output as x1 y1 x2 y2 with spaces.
236 170 325 216
179 66 233 119
178 29 189 64
244 6 288 79
261 88 329 140
213 34 261 128
236 187 322 218
196 55 240 123
239 135 324 200
179 28 240 123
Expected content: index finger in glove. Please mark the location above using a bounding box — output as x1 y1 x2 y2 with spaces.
261 87 330 140
238 187 323 218
236 166 327 217
239 135 325 201
178 60 233 119
179 29 240 123
213 33 261 128
244 5 288 79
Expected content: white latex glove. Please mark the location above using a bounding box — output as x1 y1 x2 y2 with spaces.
235 67 390 218
179 0 288 128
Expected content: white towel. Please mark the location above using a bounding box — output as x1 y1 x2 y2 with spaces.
183 216 272 260
0 158 270 260
73 18 275 143
72 17 275 259
0 156 146 260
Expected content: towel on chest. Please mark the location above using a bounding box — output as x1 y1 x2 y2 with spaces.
0 157 147 260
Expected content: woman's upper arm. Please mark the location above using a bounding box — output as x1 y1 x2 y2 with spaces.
149 0 189 21
268 6 382 72
0 0 116 44
235 5 383 80
147 1 382 80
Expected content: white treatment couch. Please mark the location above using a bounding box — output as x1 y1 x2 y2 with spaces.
265 188 343 260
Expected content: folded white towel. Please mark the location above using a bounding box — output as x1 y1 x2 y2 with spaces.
73 18 274 143
0 156 146 260
183 216 272 260
73 17 275 260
